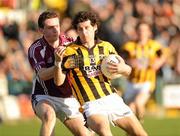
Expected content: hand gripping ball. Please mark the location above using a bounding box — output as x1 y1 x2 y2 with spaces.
101 54 122 79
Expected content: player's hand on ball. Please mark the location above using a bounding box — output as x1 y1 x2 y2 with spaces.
101 54 131 79
107 55 125 74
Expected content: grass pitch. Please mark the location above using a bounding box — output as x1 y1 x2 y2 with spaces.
0 116 180 136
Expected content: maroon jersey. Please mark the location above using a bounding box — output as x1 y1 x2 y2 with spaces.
28 35 73 98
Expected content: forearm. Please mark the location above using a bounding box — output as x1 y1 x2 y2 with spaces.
54 62 66 86
119 63 132 77
115 55 132 77
53 45 66 85
38 67 54 81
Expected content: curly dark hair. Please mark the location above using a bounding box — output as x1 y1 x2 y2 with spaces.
72 11 100 30
38 10 59 28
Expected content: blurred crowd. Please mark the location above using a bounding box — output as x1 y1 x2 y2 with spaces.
0 0 179 104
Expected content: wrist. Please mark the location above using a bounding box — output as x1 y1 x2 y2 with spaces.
54 61 62 68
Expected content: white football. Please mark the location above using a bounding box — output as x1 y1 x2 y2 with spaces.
101 54 122 79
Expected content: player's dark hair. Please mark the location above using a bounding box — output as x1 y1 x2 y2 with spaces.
38 10 59 28
72 11 100 30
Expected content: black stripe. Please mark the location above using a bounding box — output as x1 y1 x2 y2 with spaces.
97 46 112 95
62 56 69 70
89 49 96 65
72 70 90 102
88 48 93 55
103 75 109 83
95 76 110 95
76 48 84 68
71 83 81 104
85 49 101 99
77 48 101 100
110 86 116 93
86 78 101 99
98 46 104 55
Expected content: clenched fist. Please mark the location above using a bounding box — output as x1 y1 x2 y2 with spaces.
54 46 66 62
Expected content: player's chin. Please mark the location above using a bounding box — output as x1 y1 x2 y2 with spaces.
51 36 59 41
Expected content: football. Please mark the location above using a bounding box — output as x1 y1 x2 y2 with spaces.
101 54 122 79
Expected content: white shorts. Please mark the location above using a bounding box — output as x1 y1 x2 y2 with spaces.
83 93 133 126
31 95 83 122
123 81 151 104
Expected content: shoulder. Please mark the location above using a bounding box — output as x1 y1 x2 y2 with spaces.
64 43 79 56
28 38 43 57
97 41 115 51
98 41 113 47
97 40 118 54
149 40 163 50
122 41 136 51
29 38 42 50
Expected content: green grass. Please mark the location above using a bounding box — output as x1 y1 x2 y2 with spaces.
0 116 180 136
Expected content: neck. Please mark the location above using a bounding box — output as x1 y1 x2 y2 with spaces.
48 40 59 48
139 38 148 46
83 39 95 49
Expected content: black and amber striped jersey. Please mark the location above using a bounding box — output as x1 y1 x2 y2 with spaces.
63 38 117 105
122 39 163 91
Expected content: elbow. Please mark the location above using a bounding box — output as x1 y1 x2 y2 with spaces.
54 74 66 86
127 65 132 76
123 64 132 77
54 79 64 86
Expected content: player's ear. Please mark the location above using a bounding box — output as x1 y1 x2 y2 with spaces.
38 28 43 33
